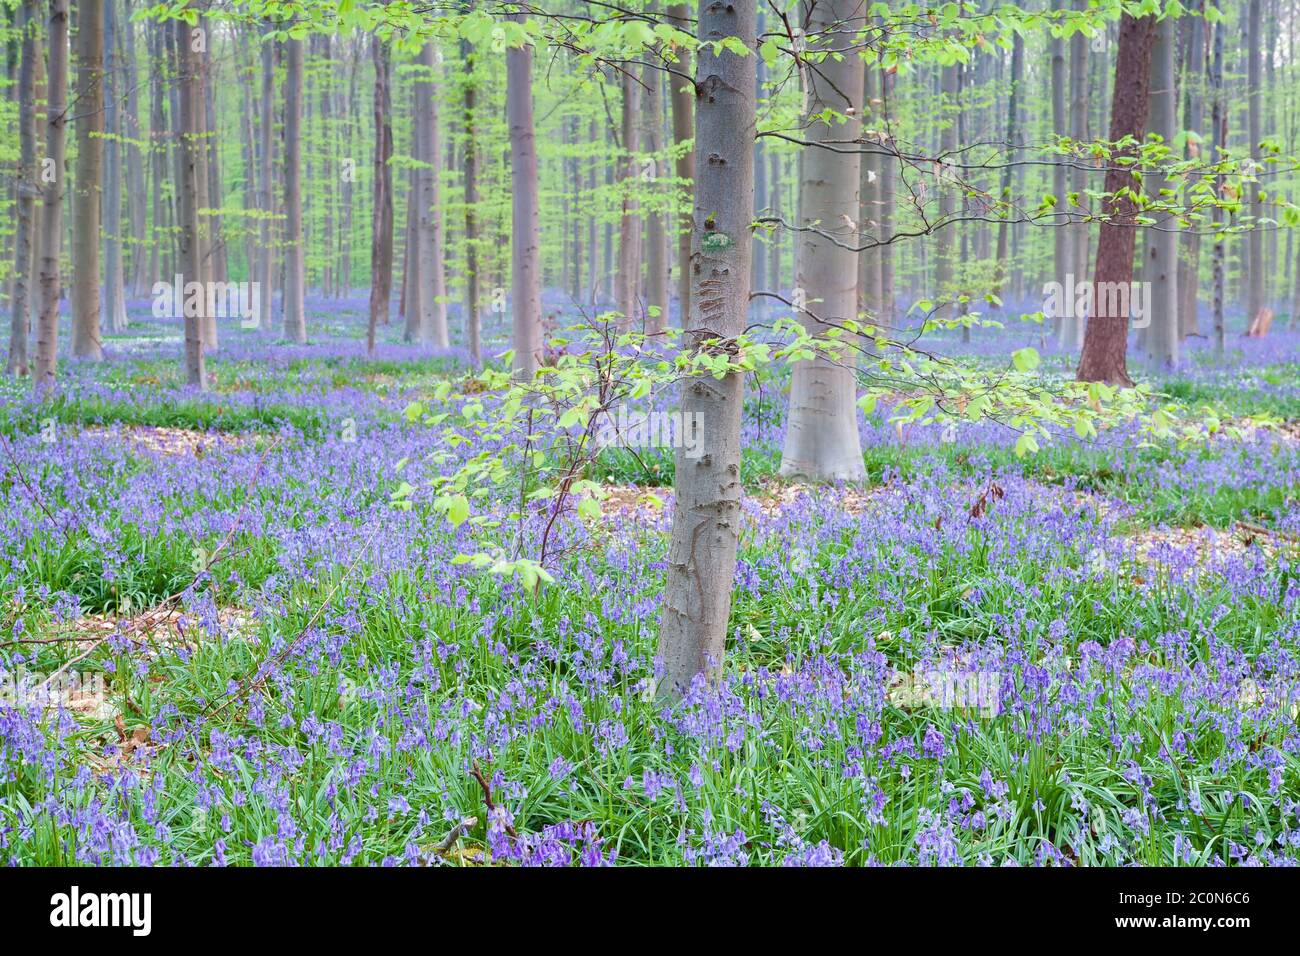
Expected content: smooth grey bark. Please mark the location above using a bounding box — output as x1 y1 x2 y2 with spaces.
146 18 167 292
643 60 669 332
858 61 881 320
937 60 961 319
1050 10 1068 339
174 17 206 389
1061 0 1091 349
506 18 541 377
413 41 448 348
124 0 148 297
34 0 69 390
7 0 36 376
283 35 306 343
257 26 275 331
461 34 480 362
367 35 393 356
1245 0 1264 324
1210 1 1226 354
778 0 865 482
237 28 257 289
878 65 895 322
1178 3 1205 338
668 3 694 323
1143 13 1179 370
202 31 226 288
102 0 127 334
991 35 1022 308
71 0 104 360
617 71 643 329
191 19 215 350
656 0 755 699
586 114 599 308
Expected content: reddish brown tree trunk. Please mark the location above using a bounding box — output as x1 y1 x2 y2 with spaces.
1076 14 1157 386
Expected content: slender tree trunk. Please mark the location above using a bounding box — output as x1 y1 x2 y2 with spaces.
461 33 481 363
1210 2 1226 353
506 17 541 377
1050 11 1068 339
203 30 226 289
192 19 215 349
1178 3 1205 338
1076 13 1157 385
7 0 37 376
1144 13 1179 370
367 35 393 356
71 0 104 360
174 17 206 388
586 115 599 309
282 35 306 342
617 72 643 328
878 64 895 322
147 18 166 293
102 0 127 334
858 59 881 320
1062 0 1091 350
257 26 275 331
779 0 866 482
992 34 1022 307
643 60 669 332
34 0 70 389
656 0 755 699
938 60 961 322
667 3 694 324
1245 0 1264 324
124 0 148 297
413 41 447 348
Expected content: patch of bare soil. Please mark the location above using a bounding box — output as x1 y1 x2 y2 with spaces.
1123 521 1296 570
746 479 890 518
67 604 254 649
1220 417 1300 447
84 424 248 457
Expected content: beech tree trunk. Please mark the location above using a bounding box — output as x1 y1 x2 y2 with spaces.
643 60 669 332
858 62 881 321
506 17 541 377
125 0 149 297
102 0 127 335
779 0 866 482
147 18 167 293
1143 13 1179 370
7 0 37 376
192 19 215 349
413 41 448 348
367 35 393 356
1050 11 1068 339
668 3 694 324
656 0 755 699
617 71 643 329
1178 3 1205 338
283 35 306 343
1061 0 1091 349
1076 13 1157 385
257 26 275 331
992 35 1022 307
34 0 70 390
1210 1 1226 353
71 0 104 360
1245 0 1264 324
461 32 481 363
174 17 206 389
878 65 895 322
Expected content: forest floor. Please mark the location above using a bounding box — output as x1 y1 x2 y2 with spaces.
0 296 1297 865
